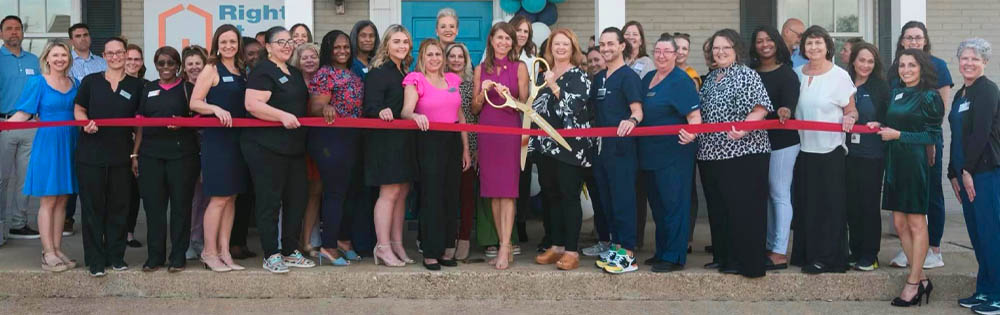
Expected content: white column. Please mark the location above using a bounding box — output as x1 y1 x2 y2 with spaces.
494 0 514 24
595 0 626 38
370 0 402 34
891 0 927 56
284 0 314 30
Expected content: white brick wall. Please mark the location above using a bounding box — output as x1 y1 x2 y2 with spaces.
121 0 143 46
927 0 1000 87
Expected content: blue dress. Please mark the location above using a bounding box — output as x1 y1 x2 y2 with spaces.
15 75 78 196
201 64 250 196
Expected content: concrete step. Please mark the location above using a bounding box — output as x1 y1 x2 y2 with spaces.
0 248 976 301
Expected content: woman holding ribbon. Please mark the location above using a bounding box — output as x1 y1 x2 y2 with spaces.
472 21 529 270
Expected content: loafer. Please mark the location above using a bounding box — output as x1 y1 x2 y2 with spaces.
703 261 721 269
141 265 159 272
555 254 579 270
651 261 684 273
644 257 665 265
719 266 740 274
535 249 563 265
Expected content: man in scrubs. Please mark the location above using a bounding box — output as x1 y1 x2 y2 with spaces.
637 35 702 273
591 27 644 274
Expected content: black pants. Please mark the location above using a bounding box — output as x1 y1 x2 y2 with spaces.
416 131 461 258
308 128 361 249
126 176 140 234
846 155 883 263
231 190 254 247
536 155 585 252
791 148 848 271
698 153 769 278
77 163 132 272
241 140 308 257
138 154 200 267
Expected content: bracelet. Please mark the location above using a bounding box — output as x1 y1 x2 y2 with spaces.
130 154 138 159
628 117 640 125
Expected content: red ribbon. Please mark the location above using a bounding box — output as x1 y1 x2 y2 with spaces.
0 117 878 136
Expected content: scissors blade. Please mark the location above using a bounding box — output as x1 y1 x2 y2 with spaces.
520 113 531 170
525 111 573 151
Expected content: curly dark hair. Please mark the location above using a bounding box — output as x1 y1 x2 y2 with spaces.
896 48 938 91
748 26 791 69
319 30 351 69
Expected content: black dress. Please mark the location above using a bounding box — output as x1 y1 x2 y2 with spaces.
201 64 249 196
362 61 417 186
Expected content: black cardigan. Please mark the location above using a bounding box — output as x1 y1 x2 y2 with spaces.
949 76 1000 178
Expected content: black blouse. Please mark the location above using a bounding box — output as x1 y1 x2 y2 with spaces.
363 61 406 118
528 67 596 167
952 76 1000 177
74 72 143 166
758 63 801 150
137 80 198 159
243 59 309 155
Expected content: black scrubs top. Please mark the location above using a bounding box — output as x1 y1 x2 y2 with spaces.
243 59 309 156
75 72 143 167
138 80 198 159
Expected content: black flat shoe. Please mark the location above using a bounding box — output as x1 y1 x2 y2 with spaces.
651 261 684 273
703 261 721 269
719 266 740 274
644 257 664 265
141 265 159 272
126 239 142 248
423 260 441 271
439 259 458 267
765 258 788 271
802 262 844 274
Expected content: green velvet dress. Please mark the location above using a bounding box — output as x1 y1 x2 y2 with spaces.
882 87 944 214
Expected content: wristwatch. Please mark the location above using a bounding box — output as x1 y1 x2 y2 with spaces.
628 117 640 125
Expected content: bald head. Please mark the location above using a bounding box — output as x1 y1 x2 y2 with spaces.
781 18 805 52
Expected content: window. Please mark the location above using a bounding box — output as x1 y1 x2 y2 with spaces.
779 0 874 66
0 0 82 55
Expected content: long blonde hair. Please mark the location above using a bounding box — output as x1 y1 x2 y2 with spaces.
39 41 73 76
370 24 413 72
414 39 446 76
445 42 473 82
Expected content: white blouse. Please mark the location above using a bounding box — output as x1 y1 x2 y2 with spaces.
794 64 857 154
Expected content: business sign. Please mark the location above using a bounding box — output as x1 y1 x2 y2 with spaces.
143 0 285 79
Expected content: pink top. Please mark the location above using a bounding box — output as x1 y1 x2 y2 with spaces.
158 78 182 91
402 72 462 122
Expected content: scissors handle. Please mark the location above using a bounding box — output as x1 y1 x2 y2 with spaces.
484 84 518 109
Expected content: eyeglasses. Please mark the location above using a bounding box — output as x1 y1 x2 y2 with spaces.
903 36 925 42
653 49 676 55
104 50 126 57
155 60 177 67
712 46 734 53
271 39 294 47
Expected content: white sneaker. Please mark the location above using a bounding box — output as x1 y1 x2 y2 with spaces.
889 250 908 268
923 249 944 269
581 242 610 257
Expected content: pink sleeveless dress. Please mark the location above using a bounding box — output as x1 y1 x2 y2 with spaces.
477 58 522 198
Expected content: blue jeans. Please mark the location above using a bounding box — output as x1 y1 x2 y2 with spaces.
766 144 798 255
929 141 945 247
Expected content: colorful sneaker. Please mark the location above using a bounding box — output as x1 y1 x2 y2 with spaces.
284 250 316 268
973 300 1000 315
595 244 619 269
961 293 990 308
854 258 879 271
923 249 944 269
581 242 610 257
263 254 289 273
603 248 637 274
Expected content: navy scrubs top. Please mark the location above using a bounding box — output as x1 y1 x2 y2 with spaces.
589 66 643 160
638 67 700 170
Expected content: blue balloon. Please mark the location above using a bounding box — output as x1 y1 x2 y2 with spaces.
536 2 558 26
522 0 546 13
500 0 521 14
515 8 538 23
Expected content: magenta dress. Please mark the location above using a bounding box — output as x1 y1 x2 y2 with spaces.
478 58 522 198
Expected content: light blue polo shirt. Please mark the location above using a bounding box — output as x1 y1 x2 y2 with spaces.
791 46 808 68
0 46 41 114
70 50 107 82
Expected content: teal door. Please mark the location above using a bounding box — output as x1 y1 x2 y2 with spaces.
401 1 493 66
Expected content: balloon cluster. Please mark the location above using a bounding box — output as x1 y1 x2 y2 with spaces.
500 0 562 26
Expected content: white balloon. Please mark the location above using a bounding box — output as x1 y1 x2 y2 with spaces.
531 22 550 47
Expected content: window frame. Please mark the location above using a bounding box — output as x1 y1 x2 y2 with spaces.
777 0 874 41
12 0 83 39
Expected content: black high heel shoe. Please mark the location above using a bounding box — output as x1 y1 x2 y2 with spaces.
891 282 925 307
921 278 933 304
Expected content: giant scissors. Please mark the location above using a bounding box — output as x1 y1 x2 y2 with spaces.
484 57 572 170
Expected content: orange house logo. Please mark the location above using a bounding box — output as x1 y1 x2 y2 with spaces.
158 4 213 50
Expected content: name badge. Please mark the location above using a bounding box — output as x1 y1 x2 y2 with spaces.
362 67 369 74
120 90 132 100
24 69 34 75
646 92 656 97
222 76 234 83
894 93 904 101
850 133 861 144
278 76 289 84
959 101 971 112
448 87 457 93
597 88 607 100
147 90 160 97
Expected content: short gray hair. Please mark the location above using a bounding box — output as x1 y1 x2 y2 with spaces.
437 8 459 28
957 37 992 62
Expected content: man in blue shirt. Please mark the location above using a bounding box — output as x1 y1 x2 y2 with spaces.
782 18 808 68
68 23 106 81
0 15 41 241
